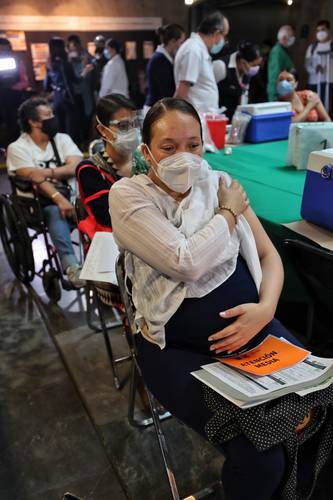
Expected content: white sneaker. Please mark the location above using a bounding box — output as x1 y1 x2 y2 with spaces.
66 265 86 289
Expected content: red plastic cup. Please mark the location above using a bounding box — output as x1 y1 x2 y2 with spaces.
206 115 228 149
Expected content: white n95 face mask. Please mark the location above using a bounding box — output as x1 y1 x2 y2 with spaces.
317 30 328 42
147 149 204 193
111 128 142 155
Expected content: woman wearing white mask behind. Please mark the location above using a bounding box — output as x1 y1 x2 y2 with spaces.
305 19 333 113
99 39 129 99
76 93 146 238
109 98 314 499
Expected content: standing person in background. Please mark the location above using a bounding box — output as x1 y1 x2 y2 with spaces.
267 25 295 101
218 41 262 121
44 37 87 143
174 11 229 113
99 39 129 98
93 35 108 93
144 24 185 115
0 38 30 146
305 20 333 114
249 39 274 104
67 35 95 149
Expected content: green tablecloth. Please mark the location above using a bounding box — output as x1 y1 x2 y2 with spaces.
205 141 309 304
205 140 306 225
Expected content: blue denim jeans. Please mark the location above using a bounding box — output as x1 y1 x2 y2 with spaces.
42 204 78 271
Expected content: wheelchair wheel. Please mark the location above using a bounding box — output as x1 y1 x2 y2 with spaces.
0 195 35 284
42 269 61 302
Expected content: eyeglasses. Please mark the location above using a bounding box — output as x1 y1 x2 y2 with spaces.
108 116 141 132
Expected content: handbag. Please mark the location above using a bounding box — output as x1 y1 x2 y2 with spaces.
301 149 333 231
287 122 333 170
39 138 71 206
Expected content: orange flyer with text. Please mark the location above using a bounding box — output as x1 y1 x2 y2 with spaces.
219 335 310 376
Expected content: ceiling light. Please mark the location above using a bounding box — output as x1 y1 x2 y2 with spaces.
185 0 194 5
287 0 293 5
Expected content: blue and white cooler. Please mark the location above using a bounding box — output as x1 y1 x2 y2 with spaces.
237 102 293 143
301 149 333 231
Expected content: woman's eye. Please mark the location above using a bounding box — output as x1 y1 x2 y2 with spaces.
190 143 200 149
161 146 174 152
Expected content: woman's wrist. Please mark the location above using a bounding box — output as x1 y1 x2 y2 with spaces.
258 299 276 321
216 205 238 224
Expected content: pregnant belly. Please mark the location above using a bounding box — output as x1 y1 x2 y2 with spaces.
165 255 258 353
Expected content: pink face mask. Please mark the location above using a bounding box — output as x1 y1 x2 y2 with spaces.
246 65 260 78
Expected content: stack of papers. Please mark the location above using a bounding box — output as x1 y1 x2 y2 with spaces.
79 232 119 285
191 335 333 409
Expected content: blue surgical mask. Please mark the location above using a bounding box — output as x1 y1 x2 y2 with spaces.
104 48 112 60
287 36 296 47
211 37 225 55
276 79 295 97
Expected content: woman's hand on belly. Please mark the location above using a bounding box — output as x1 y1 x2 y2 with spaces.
208 302 274 354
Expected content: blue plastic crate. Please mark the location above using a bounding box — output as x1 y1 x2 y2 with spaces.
244 111 293 143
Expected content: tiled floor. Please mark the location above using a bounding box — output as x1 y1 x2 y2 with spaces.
0 171 332 500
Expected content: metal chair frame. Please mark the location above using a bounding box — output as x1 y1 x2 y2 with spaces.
0 177 78 302
115 253 220 500
75 197 130 390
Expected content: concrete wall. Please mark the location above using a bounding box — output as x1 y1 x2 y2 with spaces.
0 0 188 27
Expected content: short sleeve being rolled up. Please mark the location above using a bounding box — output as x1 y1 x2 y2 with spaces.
175 43 202 85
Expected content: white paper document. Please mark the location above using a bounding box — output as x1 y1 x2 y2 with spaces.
192 354 333 408
79 232 119 284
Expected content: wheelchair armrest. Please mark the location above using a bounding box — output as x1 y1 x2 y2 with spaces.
10 175 34 193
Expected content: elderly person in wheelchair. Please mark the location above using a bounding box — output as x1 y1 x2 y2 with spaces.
109 98 332 499
6 96 84 288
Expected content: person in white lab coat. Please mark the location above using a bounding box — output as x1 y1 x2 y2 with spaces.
174 11 230 114
305 20 333 113
99 39 129 98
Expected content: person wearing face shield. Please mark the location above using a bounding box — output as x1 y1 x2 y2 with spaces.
6 97 85 288
276 70 331 123
218 41 262 121
174 11 230 113
305 20 333 113
109 98 330 499
75 93 147 238
267 25 296 101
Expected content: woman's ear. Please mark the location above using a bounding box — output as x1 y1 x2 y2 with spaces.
96 123 105 137
141 143 151 166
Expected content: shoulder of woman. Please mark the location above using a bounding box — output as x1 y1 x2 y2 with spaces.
111 174 149 194
213 169 232 186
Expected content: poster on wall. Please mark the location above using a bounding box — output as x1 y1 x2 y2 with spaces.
87 42 96 57
0 31 27 51
30 43 49 81
143 41 154 60
125 41 137 60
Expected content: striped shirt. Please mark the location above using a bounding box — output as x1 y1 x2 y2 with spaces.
109 160 262 349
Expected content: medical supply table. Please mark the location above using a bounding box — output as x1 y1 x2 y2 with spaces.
206 140 308 303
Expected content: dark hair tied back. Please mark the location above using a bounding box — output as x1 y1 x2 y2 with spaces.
157 24 185 45
142 97 203 146
96 93 136 127
237 40 260 63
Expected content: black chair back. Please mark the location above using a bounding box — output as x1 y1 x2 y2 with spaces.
284 238 333 315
